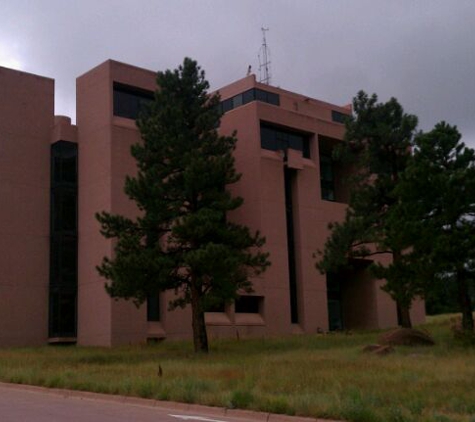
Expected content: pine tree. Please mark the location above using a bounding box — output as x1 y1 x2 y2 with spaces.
393 122 475 332
317 91 419 328
96 58 269 352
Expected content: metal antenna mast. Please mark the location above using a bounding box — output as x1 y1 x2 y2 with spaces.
258 27 271 85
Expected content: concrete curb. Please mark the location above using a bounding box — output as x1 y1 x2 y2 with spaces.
0 382 342 422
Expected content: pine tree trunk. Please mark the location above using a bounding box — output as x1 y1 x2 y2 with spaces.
397 301 412 328
392 250 413 328
456 271 474 332
190 279 209 353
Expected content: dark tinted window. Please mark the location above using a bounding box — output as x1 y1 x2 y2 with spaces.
260 123 311 158
288 133 303 151
113 82 154 120
220 88 280 114
255 88 268 102
242 88 255 104
266 91 280 106
50 141 78 338
51 236 77 280
61 147 77 184
331 110 350 124
52 141 77 185
52 192 77 232
326 273 343 331
260 126 278 151
235 296 262 313
255 89 280 106
302 138 311 158
49 287 77 337
320 155 335 201
233 93 243 108
61 236 77 274
147 293 160 321
222 98 233 113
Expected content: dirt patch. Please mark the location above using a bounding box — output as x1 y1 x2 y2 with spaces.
362 344 381 353
379 328 435 346
362 344 395 355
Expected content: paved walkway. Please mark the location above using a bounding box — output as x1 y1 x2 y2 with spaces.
0 382 341 422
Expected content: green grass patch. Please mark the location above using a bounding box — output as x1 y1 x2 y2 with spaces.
1 315 475 421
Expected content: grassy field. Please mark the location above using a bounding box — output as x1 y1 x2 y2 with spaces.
1 315 475 422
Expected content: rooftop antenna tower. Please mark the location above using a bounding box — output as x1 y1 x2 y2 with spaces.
258 27 271 85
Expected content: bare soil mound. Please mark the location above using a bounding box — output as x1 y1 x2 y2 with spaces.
379 328 435 346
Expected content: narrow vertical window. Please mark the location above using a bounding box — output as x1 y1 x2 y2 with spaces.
147 293 160 321
49 141 78 339
320 155 335 201
284 167 299 323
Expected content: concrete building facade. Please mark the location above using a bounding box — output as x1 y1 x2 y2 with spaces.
0 60 425 347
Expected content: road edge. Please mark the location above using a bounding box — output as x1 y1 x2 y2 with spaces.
0 381 341 422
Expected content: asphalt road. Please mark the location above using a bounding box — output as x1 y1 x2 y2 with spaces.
0 384 244 422
0 383 339 422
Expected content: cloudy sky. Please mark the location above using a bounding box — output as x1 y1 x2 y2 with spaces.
1 0 474 145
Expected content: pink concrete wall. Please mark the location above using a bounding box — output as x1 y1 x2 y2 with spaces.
77 60 161 346
77 60 199 346
76 62 115 346
0 67 53 346
217 76 410 335
108 62 157 346
217 82 351 335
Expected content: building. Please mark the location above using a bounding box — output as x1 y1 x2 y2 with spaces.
0 60 425 347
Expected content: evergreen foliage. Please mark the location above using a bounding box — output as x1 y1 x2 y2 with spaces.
392 122 475 332
317 91 419 327
318 91 475 332
96 58 269 352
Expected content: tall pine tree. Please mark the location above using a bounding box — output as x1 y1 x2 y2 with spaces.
96 58 269 352
392 122 475 332
317 91 419 327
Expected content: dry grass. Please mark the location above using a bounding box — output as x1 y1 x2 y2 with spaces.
1 315 475 422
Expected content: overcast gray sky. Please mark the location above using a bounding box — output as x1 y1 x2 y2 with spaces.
1 0 474 146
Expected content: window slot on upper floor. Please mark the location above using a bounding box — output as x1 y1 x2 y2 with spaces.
318 135 350 203
331 110 351 124
220 88 280 114
52 141 77 186
260 122 311 158
320 154 335 201
113 82 154 120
